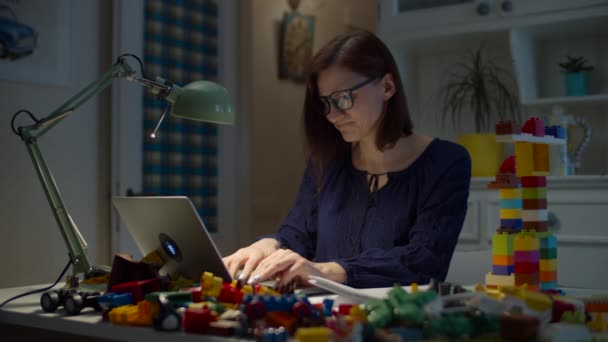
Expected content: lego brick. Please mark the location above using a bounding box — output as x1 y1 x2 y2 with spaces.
522 199 547 210
493 255 514 266
500 188 522 199
522 221 548 231
485 273 516 287
497 227 522 234
540 248 557 259
515 261 540 274
514 232 540 251
488 173 520 189
533 144 550 173
540 270 558 282
531 171 551 177
500 209 522 219
522 187 547 199
539 259 557 272
522 209 548 222
501 199 523 209
514 250 540 262
586 301 608 313
493 265 514 275
515 142 534 177
521 176 547 187
496 121 521 135
500 218 523 229
515 272 539 286
536 231 552 240
499 155 517 173
556 127 566 139
540 234 557 248
496 134 566 145
540 281 558 291
492 233 515 255
295 327 332 342
522 117 545 137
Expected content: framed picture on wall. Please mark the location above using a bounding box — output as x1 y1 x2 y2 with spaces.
0 0 71 86
278 11 314 83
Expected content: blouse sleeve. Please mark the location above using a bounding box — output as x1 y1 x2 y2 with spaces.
259 160 319 260
334 151 471 288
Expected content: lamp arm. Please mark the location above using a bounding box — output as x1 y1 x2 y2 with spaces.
16 59 142 277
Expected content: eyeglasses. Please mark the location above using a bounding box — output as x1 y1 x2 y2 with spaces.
319 76 378 115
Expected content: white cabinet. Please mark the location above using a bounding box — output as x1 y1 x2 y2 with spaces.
452 176 608 288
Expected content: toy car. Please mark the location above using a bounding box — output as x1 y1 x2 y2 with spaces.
0 5 38 60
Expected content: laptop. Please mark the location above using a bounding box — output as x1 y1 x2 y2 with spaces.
112 196 232 282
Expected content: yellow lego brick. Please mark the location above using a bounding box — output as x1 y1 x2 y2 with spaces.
500 188 522 199
492 232 514 255
241 284 253 296
515 142 534 177
522 187 547 199
108 300 159 326
540 259 558 271
533 143 550 173
514 230 540 251
208 277 223 298
536 231 552 239
500 209 522 219
532 171 550 176
295 327 332 342
486 272 516 288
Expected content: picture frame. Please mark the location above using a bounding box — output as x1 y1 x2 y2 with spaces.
278 11 314 83
0 0 71 86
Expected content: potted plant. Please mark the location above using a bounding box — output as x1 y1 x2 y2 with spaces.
438 44 522 177
558 56 594 96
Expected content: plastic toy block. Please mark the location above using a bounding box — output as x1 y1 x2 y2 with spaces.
497 133 566 145
97 293 134 312
493 255 514 266
145 291 193 308
545 125 558 138
493 265 514 275
532 171 551 176
515 142 534 177
108 300 160 326
539 234 557 247
522 209 548 222
295 327 332 342
514 250 540 262
522 199 547 210
500 155 517 173
240 284 253 296
322 298 334 317
109 278 161 303
514 273 539 286
540 270 557 282
500 199 523 209
533 143 550 173
540 259 557 271
540 281 558 291
266 311 298 333
521 176 547 187
499 218 523 229
500 209 522 219
522 117 545 136
291 301 313 319
262 327 288 342
514 262 540 274
218 283 244 304
540 248 557 259
183 308 218 334
586 299 608 313
488 173 520 189
496 121 521 135
201 272 223 298
485 273 516 287
189 301 225 313
522 187 547 199
244 299 267 321
522 221 548 232
499 188 522 199
349 304 367 322
492 233 514 255
556 126 566 139
514 231 540 251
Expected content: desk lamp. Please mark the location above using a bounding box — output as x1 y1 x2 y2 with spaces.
10 54 234 280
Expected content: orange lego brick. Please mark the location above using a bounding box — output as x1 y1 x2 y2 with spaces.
533 144 550 173
493 255 514 266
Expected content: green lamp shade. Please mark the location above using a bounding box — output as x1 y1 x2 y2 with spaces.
169 80 234 124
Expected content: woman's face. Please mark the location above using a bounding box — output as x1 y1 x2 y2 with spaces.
317 65 395 143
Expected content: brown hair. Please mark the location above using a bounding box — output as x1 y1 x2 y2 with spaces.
302 30 413 188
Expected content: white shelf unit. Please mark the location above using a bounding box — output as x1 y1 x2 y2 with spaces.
510 13 608 107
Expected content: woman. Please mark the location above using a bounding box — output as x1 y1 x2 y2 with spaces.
223 30 471 289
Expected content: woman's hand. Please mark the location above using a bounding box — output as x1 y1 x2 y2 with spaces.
247 248 347 287
222 238 280 281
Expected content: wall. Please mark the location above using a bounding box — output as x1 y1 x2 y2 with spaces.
238 0 378 247
0 0 111 288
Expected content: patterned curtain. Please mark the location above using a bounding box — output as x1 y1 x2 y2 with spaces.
143 0 219 232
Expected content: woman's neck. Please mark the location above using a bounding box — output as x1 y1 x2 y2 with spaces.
352 132 433 174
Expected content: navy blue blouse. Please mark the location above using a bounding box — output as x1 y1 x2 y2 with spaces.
267 138 471 288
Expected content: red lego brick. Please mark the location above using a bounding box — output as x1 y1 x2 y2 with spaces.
488 172 520 189
523 221 548 232
496 121 522 135
500 156 517 173
514 261 540 274
521 176 547 187
184 308 217 334
514 272 540 286
521 117 545 137
522 199 547 210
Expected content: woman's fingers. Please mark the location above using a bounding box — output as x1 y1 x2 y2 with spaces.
239 254 263 281
247 250 294 284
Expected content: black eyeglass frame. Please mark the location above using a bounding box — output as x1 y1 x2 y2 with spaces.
319 76 379 115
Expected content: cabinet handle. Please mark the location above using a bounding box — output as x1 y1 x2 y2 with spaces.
501 0 513 13
476 2 491 16
547 211 559 232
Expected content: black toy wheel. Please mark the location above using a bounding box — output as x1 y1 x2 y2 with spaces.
40 291 60 312
65 294 84 315
157 312 181 331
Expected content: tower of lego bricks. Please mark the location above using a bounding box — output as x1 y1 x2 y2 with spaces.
485 118 565 291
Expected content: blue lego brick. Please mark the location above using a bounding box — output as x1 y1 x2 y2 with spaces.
322 298 334 317
97 292 134 310
540 281 558 291
493 265 514 276
556 127 566 139
500 218 523 229
500 199 523 209
540 235 557 248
